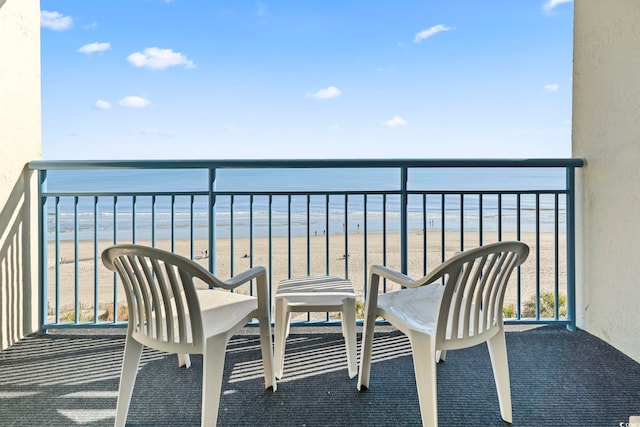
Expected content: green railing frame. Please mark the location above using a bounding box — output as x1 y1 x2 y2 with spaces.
29 158 584 331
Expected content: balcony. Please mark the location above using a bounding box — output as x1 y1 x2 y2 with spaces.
0 158 636 426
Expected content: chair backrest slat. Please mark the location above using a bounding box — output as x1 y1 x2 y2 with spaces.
164 260 189 344
115 256 151 336
179 268 204 342
463 254 488 338
102 244 216 353
435 241 529 349
489 251 519 330
474 253 496 334
128 255 156 338
138 256 167 342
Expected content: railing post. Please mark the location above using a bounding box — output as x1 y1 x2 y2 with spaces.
208 168 217 275
400 167 408 275
38 170 47 332
566 167 577 331
113 195 118 322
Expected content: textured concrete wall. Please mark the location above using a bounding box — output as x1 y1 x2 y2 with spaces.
573 0 640 362
0 0 41 349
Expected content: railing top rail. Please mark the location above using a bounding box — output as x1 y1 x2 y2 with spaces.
40 188 569 198
29 158 585 170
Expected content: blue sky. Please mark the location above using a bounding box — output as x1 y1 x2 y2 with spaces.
40 0 574 160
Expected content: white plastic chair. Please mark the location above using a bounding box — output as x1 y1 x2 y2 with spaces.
102 244 277 427
357 241 529 427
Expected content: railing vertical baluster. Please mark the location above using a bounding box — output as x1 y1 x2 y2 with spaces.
151 195 156 248
74 197 79 323
250 195 254 296
382 194 387 293
306 195 311 276
325 195 330 276
231 194 235 277
536 193 541 319
113 195 118 322
93 196 98 323
498 194 503 241
516 193 521 319
422 194 427 276
344 194 349 279
170 195 175 253
287 195 292 278
268 195 273 300
479 194 484 247
54 197 60 323
460 194 464 252
400 167 408 275
208 168 216 275
440 194 445 263
132 195 137 243
190 195 195 260
555 193 560 320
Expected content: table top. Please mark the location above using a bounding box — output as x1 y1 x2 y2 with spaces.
275 275 355 298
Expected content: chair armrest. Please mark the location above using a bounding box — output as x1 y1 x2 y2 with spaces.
370 265 416 287
370 264 444 289
220 266 268 290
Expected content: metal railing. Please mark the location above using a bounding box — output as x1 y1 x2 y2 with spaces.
29 158 584 331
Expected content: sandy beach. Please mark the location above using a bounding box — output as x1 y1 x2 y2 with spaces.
46 230 567 321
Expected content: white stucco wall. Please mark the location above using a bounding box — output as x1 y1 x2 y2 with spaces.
573 0 640 362
0 0 41 349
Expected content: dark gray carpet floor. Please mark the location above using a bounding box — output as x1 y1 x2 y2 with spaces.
0 325 639 426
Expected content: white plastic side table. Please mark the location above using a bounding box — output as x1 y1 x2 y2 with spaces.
274 275 357 379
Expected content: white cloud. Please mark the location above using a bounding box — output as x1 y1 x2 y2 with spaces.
542 0 573 13
414 25 452 43
307 86 342 100
127 47 195 70
41 11 73 31
119 96 151 108
78 42 111 55
94 100 112 110
383 116 408 127
256 2 268 16
544 84 559 92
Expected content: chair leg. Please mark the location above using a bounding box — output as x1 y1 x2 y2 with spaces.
409 332 438 427
274 298 289 379
257 313 277 391
178 353 192 369
342 298 357 378
201 335 229 427
115 336 144 427
357 308 376 391
487 330 512 423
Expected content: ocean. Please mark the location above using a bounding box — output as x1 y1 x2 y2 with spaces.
43 167 568 241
